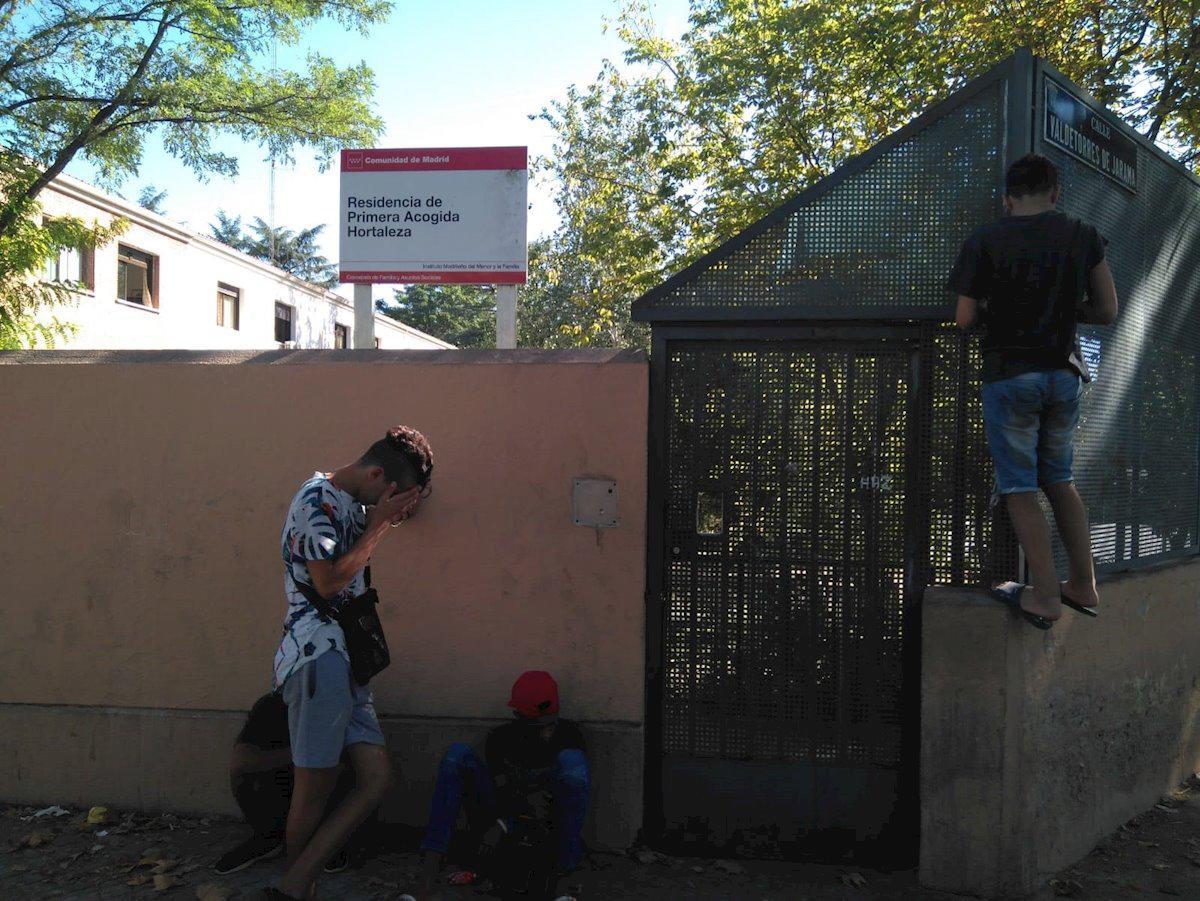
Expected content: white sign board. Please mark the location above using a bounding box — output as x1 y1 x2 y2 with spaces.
338 146 527 284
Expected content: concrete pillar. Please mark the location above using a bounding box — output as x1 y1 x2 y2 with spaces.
353 282 375 348
496 284 517 349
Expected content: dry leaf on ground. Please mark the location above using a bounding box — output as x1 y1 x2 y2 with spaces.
154 872 182 891
128 874 150 886
841 872 867 888
87 807 111 825
14 831 56 850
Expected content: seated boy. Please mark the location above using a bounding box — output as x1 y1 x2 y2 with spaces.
212 691 375 875
419 671 589 899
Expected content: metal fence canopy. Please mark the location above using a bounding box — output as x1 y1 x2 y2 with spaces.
640 48 1200 860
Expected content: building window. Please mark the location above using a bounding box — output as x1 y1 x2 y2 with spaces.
334 323 349 348
43 242 93 290
116 245 157 307
275 303 293 343
217 283 240 330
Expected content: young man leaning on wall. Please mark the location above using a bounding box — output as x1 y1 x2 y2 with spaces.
263 426 433 901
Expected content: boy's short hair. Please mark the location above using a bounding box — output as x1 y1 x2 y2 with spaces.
1005 154 1059 198
359 426 433 490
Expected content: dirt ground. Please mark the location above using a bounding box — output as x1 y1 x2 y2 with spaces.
4 782 1200 900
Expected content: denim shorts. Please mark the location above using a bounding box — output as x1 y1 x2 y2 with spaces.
281 650 385 768
981 369 1082 494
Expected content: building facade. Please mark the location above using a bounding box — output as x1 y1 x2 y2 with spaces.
36 172 450 351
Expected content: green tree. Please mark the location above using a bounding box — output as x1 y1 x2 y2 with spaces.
209 210 246 251
378 284 496 348
0 0 388 345
517 238 650 348
136 185 168 214
242 218 337 289
535 0 1200 346
207 212 337 288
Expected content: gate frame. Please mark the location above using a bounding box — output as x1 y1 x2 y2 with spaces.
644 323 929 855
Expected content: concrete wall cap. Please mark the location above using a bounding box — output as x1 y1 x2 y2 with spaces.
922 586 999 608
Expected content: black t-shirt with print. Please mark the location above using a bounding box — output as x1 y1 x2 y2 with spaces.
485 719 586 775
485 719 587 816
947 210 1107 382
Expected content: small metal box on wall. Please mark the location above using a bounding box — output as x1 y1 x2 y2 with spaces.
572 477 619 529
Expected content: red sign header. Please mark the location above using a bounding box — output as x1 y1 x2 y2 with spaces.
341 146 527 173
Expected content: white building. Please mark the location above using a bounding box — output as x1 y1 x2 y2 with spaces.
35 172 450 351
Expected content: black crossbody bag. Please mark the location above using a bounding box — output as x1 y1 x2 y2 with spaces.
294 566 390 686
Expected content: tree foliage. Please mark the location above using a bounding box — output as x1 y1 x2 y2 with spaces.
373 238 650 349
0 0 388 345
534 0 1200 347
209 209 245 248
377 283 496 349
0 156 124 348
136 185 168 214
209 211 337 288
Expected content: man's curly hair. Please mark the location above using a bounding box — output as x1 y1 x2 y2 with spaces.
360 426 433 490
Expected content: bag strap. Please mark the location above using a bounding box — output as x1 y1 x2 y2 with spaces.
292 564 371 619
292 575 338 620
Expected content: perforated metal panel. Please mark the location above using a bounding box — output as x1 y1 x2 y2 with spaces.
636 78 1006 318
923 322 1019 586
1037 66 1200 571
660 339 914 846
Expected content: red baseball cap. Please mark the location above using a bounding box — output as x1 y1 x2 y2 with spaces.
508 670 560 723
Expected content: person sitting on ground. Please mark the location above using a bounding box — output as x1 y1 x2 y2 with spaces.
949 153 1119 628
419 670 590 899
263 425 433 900
212 691 375 876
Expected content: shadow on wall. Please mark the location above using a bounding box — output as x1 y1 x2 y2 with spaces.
1063 155 1200 569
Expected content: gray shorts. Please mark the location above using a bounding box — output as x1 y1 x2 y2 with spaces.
281 650 385 768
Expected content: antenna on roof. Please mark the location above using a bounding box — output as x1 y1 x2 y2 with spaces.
268 20 278 267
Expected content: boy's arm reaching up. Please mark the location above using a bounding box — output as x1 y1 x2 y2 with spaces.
1079 259 1119 325
955 295 979 330
947 229 987 330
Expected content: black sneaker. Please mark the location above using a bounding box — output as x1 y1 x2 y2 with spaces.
213 834 284 875
323 846 350 874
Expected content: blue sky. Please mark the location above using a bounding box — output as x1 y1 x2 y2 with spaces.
67 0 692 295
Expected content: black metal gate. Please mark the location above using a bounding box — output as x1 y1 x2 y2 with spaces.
648 331 920 860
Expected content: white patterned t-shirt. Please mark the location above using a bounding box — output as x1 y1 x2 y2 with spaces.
272 473 368 688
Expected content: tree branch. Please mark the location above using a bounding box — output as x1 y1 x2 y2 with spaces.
0 7 177 234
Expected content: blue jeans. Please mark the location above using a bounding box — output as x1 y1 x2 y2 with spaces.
982 369 1082 494
420 743 590 872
